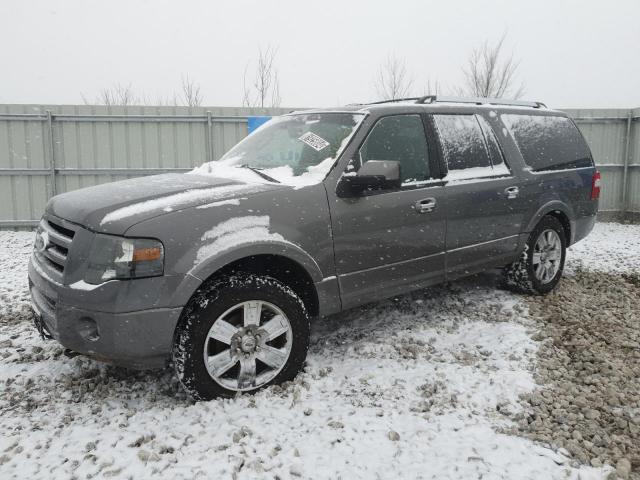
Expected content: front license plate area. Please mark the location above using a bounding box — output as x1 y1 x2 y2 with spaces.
32 310 53 340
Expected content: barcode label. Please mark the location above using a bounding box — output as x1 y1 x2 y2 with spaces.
298 132 330 151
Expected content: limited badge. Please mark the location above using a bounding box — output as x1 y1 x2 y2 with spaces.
298 132 329 151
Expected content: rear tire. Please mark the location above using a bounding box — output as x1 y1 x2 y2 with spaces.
502 216 566 295
172 272 310 400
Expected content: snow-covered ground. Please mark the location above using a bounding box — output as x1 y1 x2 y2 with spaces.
565 222 640 274
0 222 637 479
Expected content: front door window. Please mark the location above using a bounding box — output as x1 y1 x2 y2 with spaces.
358 114 432 186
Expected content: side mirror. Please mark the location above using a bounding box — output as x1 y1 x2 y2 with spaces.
339 160 401 196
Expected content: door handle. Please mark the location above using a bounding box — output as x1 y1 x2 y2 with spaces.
414 197 436 213
504 186 519 199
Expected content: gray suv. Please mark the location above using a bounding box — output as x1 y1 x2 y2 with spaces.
28 96 599 399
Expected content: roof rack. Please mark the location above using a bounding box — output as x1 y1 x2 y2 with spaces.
416 95 546 109
364 97 423 105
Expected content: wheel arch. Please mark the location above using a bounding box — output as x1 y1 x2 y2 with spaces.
175 243 322 319
525 201 574 246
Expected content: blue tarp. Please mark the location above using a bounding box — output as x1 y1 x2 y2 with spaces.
247 116 272 134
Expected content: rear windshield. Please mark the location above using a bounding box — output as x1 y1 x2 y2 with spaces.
501 114 593 172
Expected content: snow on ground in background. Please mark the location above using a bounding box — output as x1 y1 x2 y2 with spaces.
0 231 33 316
566 222 640 274
0 228 625 479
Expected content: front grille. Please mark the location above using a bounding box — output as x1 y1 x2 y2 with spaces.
47 219 75 240
35 216 77 276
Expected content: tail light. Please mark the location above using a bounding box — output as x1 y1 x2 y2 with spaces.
591 171 601 200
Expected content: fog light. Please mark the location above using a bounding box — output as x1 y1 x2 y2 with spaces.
77 317 100 342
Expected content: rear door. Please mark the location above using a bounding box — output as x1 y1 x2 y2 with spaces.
328 113 447 309
500 113 597 245
433 113 526 278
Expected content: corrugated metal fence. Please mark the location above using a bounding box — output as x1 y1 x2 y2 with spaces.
0 104 291 228
0 104 638 228
564 108 640 217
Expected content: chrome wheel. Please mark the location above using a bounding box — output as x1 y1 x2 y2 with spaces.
203 300 293 392
532 229 562 284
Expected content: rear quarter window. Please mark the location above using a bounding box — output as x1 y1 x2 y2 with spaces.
501 114 593 172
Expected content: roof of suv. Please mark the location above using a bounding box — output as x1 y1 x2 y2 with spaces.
292 95 566 117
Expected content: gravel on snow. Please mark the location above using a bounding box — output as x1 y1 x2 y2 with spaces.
0 223 637 479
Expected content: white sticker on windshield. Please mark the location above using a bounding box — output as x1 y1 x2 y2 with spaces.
298 132 330 151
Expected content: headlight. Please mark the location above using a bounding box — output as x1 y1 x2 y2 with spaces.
85 234 164 284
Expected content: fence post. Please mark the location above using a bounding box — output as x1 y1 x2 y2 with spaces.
45 110 56 197
206 110 213 163
621 110 632 214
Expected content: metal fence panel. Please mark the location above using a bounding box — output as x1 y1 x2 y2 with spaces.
627 107 640 212
566 108 639 214
0 104 292 227
0 104 638 228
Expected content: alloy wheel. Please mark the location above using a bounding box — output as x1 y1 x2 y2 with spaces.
202 300 293 392
532 229 562 284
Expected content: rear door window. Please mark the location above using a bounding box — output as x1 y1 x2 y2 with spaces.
501 114 593 171
477 115 510 176
434 114 508 180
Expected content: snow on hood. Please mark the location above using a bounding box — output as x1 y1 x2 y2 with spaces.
189 160 273 184
45 173 284 235
99 184 262 226
189 157 337 189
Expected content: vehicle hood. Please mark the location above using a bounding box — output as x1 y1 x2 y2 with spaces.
46 173 284 235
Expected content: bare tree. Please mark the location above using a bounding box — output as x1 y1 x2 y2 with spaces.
374 54 413 101
422 78 442 97
83 83 139 106
152 94 179 107
83 77 204 107
242 46 281 108
271 70 281 108
461 34 524 99
242 65 252 108
181 75 203 107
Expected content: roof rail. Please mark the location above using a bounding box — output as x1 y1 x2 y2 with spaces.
366 97 422 105
416 95 546 109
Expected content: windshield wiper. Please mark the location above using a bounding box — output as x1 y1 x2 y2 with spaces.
239 165 281 183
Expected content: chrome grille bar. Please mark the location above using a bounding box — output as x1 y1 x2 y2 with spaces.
40 219 74 249
35 216 77 276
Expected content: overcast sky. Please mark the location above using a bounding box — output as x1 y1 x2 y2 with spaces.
1 0 639 109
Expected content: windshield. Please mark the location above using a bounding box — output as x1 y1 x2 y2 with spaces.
191 112 365 187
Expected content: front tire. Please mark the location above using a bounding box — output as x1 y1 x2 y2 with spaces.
502 215 567 295
172 273 310 400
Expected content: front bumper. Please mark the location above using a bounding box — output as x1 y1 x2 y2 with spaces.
28 257 183 369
